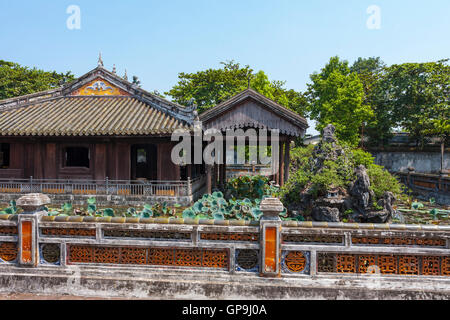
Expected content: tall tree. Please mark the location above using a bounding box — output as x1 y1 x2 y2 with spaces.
0 60 75 100
350 57 392 147
166 60 307 115
383 60 450 148
306 56 374 146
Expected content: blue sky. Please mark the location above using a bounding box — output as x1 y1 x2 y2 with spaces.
1 0 449 134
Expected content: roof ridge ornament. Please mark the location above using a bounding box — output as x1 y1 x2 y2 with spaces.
112 64 117 74
123 69 128 81
98 52 104 67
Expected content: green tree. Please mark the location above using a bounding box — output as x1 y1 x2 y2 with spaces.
306 56 374 146
383 60 450 147
0 60 75 100
351 57 393 147
166 60 306 115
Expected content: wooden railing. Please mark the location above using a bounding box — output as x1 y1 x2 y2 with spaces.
0 178 192 198
397 172 450 194
226 164 272 178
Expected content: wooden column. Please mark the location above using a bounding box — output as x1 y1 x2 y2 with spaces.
222 161 227 187
284 139 291 184
94 143 107 181
219 144 227 187
212 163 218 189
116 143 131 180
33 142 44 179
206 164 212 194
187 164 192 180
278 141 284 186
44 143 57 179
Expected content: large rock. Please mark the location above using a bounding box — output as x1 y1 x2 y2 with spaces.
322 124 337 143
350 165 375 212
372 191 397 223
286 124 398 224
363 210 391 223
312 206 340 222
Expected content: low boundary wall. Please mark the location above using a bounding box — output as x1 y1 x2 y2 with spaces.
0 195 449 299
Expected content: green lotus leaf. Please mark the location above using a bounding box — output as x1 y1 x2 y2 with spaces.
217 198 228 207
241 205 251 214
212 191 224 198
87 204 96 213
279 207 288 218
139 210 152 218
251 208 262 219
411 202 424 210
4 207 15 215
103 208 115 217
127 207 137 216
182 208 196 219
62 202 72 213
213 213 225 220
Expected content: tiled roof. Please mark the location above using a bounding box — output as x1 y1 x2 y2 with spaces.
0 96 190 136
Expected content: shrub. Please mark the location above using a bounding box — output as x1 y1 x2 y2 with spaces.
366 164 404 199
226 175 278 199
309 161 346 197
350 148 375 168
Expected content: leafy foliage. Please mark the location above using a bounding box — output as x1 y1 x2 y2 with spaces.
181 189 296 221
225 175 279 200
165 60 307 115
0 60 75 100
382 60 450 147
350 57 393 147
0 200 18 215
305 56 374 146
366 164 404 199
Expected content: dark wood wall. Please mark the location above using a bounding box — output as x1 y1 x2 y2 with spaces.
0 137 181 181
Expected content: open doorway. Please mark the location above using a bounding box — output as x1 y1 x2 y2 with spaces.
131 144 157 180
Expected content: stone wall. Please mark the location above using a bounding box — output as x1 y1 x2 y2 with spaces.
372 151 449 174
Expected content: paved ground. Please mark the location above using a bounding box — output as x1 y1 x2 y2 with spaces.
0 293 129 300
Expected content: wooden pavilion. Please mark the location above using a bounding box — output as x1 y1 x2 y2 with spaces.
0 61 307 203
200 88 308 193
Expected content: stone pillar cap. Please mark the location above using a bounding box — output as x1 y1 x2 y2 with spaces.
17 193 51 212
260 198 284 218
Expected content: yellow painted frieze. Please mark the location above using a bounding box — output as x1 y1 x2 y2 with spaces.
71 78 129 96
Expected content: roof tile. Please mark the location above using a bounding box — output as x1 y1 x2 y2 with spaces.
0 97 190 136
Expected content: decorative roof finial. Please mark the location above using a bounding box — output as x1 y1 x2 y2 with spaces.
112 64 117 74
123 69 128 81
98 52 104 67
